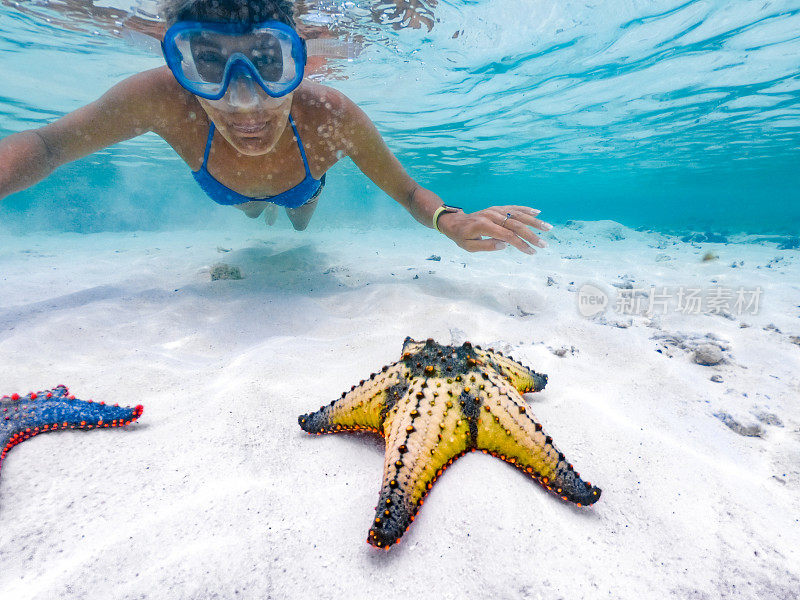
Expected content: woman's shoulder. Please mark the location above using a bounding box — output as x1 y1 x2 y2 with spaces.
293 81 359 120
131 67 198 104
110 67 185 101
292 80 366 140
115 67 203 132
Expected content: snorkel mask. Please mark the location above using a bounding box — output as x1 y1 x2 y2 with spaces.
162 20 307 104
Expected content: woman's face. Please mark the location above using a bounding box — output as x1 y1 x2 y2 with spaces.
197 83 294 156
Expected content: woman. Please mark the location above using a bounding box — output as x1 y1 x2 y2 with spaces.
0 0 550 253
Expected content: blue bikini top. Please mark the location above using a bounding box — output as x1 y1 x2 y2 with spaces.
191 114 325 209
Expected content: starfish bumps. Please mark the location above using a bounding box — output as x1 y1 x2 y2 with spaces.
299 337 601 549
1 385 143 489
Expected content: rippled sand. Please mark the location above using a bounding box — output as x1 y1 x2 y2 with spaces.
0 221 798 599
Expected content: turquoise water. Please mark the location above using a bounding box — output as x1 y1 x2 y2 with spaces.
1 0 799 234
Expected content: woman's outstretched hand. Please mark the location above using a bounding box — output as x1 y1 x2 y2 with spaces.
437 205 552 254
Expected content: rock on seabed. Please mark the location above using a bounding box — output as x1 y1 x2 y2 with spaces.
693 344 724 366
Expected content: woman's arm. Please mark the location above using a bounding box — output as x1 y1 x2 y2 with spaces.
338 94 551 254
0 131 59 199
0 69 165 202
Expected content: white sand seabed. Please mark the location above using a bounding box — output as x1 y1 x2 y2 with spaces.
0 220 798 599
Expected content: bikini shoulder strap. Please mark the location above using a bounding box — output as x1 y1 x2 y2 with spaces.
288 114 312 176
202 122 216 168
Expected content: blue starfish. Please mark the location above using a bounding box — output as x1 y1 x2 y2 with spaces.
1 385 143 484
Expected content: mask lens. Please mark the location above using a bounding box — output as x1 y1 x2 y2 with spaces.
189 38 227 82
172 33 226 95
250 36 284 82
166 23 304 98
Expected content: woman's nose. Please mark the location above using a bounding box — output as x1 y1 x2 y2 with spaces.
226 73 261 109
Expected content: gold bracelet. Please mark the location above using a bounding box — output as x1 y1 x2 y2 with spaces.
432 204 463 233
432 206 448 233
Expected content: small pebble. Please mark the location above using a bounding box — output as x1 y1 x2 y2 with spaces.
551 346 578 357
714 411 764 437
754 411 783 427
210 264 243 281
693 344 724 366
710 374 723 383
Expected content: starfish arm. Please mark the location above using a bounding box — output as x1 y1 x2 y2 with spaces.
299 337 602 552
298 362 410 435
401 337 428 355
368 377 472 549
1 385 144 482
474 346 548 393
476 374 601 506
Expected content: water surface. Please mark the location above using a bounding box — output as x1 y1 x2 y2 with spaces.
2 0 799 233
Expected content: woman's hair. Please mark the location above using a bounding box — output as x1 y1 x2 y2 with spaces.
161 0 296 27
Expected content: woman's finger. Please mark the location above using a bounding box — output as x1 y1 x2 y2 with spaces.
491 212 547 248
460 238 512 253
477 220 537 254
486 207 552 232
491 205 542 216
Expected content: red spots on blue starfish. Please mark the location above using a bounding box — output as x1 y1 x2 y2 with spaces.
1 385 143 486
299 337 601 550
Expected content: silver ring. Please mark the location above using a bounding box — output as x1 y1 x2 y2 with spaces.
501 212 512 226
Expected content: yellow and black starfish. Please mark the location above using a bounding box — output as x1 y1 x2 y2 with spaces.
299 337 601 550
